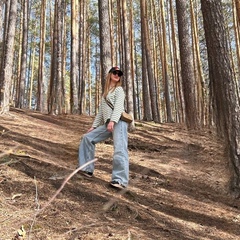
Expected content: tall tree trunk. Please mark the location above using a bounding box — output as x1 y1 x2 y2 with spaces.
62 1 67 113
70 0 79 113
140 0 152 121
160 0 173 123
235 0 240 24
0 0 10 81
28 48 35 109
151 0 162 122
17 0 28 108
48 0 64 114
122 0 134 128
98 0 111 91
129 1 137 120
134 46 141 120
233 0 240 82
176 0 199 129
190 0 206 126
37 0 46 112
79 1 88 114
15 17 23 108
201 0 240 196
169 0 183 123
56 0 64 114
140 0 160 123
0 0 4 50
0 0 17 113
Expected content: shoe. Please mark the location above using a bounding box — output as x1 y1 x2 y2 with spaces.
110 180 126 189
79 171 93 178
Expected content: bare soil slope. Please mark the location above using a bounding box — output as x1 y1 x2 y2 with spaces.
0 108 240 240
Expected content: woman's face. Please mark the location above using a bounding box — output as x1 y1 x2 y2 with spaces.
110 71 121 83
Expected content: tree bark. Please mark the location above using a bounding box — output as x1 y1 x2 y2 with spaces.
176 0 199 129
17 0 28 108
98 0 112 91
48 0 64 114
235 0 240 24
140 0 152 121
37 0 46 112
0 0 17 113
160 0 173 123
140 0 160 123
201 0 240 196
70 0 79 113
122 0 134 128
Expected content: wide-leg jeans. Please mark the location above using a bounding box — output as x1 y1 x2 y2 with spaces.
78 120 129 186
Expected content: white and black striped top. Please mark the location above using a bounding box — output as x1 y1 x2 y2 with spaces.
92 86 125 128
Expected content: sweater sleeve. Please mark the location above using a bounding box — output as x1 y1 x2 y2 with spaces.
92 99 104 128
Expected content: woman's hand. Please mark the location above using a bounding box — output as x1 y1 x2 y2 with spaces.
107 121 115 132
87 127 95 133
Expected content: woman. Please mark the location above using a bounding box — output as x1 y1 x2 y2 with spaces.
78 66 129 189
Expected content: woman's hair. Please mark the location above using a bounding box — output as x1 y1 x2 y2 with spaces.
102 73 122 98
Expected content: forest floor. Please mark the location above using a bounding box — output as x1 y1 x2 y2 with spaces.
0 108 240 240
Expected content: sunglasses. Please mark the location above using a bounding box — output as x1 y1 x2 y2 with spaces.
112 71 122 77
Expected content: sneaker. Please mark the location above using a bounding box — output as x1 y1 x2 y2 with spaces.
79 171 93 178
110 180 126 189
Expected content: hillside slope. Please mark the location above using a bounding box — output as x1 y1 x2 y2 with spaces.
0 108 240 240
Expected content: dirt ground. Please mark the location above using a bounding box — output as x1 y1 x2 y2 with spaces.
0 108 240 240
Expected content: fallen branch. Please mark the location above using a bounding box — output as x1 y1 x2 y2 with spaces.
26 158 98 239
37 158 98 216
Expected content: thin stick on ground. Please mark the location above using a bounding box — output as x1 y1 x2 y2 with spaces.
35 158 98 216
23 158 98 238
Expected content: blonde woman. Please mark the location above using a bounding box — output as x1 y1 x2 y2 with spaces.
78 67 129 189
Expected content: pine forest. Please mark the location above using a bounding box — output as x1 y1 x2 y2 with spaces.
0 0 240 239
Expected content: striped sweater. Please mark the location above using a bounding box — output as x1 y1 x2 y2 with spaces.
92 86 125 128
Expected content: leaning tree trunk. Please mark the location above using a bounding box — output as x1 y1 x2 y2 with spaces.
201 0 240 197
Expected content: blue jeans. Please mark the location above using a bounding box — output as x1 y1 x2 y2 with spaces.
78 120 129 186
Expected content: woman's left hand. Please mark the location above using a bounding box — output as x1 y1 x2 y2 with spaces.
107 121 115 132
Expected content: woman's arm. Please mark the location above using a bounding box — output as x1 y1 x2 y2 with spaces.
92 99 104 128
